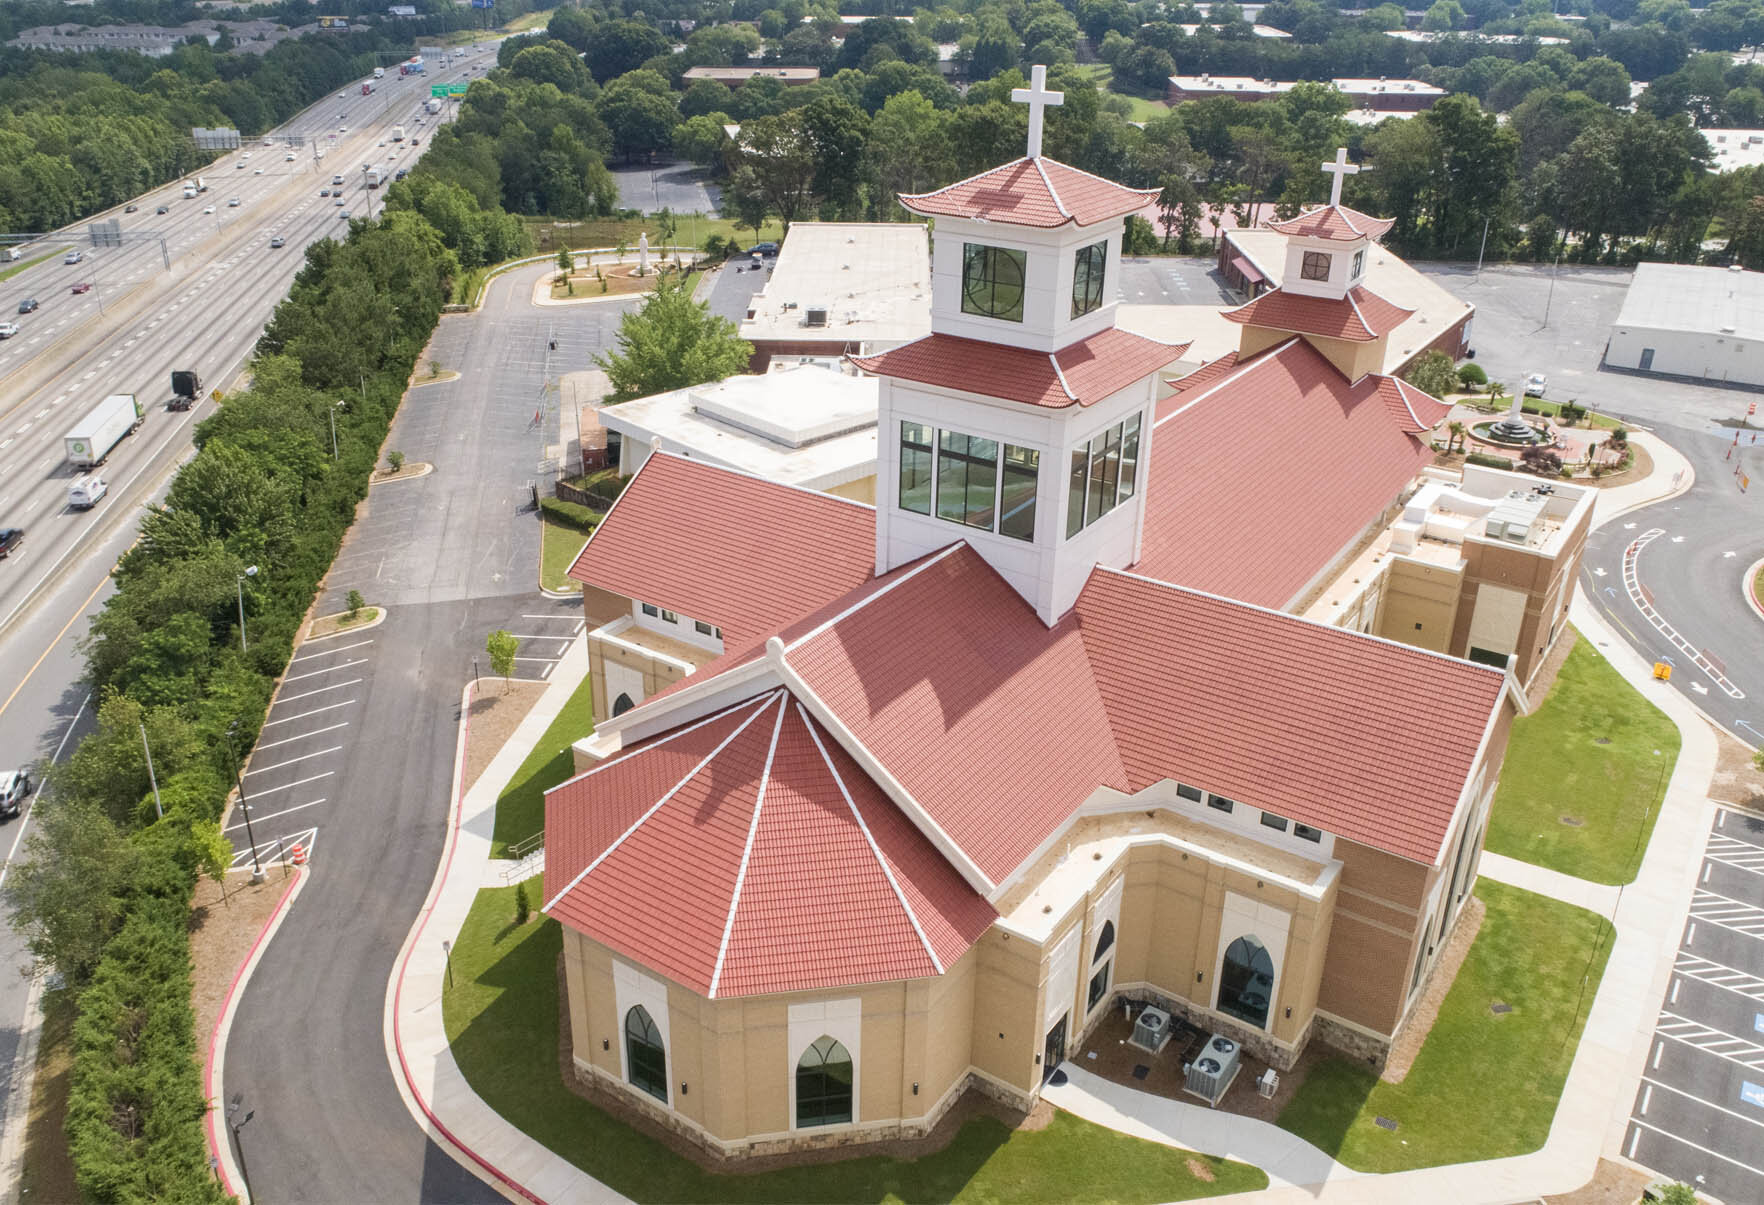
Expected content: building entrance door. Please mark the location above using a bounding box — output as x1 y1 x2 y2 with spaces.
1043 1013 1068 1083
1640 348 1655 371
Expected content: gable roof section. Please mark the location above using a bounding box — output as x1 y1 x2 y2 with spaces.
850 328 1188 410
567 453 876 648
783 544 1130 885
1076 569 1506 864
1158 352 1240 421
1265 204 1395 243
1136 338 1434 607
543 691 996 997
1375 376 1452 434
1222 285 1413 344
898 156 1158 228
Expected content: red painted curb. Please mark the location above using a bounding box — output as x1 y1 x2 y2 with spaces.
390 680 548 1205
204 867 305 1198
1751 564 1764 618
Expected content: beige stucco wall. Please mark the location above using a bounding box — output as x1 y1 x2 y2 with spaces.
586 631 696 727
1236 325 1386 380
823 475 876 504
1376 558 1462 655
1451 501 1590 686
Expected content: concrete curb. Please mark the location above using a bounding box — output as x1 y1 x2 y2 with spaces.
0 972 46 1205
409 371 462 388
1745 557 1764 627
302 605 389 641
369 462 434 485
204 866 308 1204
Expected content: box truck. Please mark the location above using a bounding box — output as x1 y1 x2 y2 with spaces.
424 97 442 114
365 167 383 188
391 125 405 141
372 67 385 79
64 394 142 469
361 82 373 95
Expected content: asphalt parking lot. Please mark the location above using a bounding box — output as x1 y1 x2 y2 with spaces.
1116 256 1237 306
610 160 718 215
1626 807 1764 1204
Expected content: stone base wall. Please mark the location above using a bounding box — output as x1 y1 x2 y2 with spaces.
1311 1010 1392 1075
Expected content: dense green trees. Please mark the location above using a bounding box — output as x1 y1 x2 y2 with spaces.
598 272 753 402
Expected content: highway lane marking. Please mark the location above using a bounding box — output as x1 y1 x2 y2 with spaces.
0 691 91 890
261 697 356 726
226 798 326 832
281 657 368 684
1641 1076 1764 1132
1628 1117 1764 1179
246 771 334 798
244 745 343 777
255 721 349 751
290 638 374 661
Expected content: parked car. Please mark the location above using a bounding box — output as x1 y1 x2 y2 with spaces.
0 322 17 339
17 298 37 314
750 242 779 257
270 236 286 248
0 528 22 557
0 768 33 819
1524 373 1548 397
70 282 91 294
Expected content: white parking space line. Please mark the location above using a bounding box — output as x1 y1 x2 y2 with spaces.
244 746 344 777
227 798 327 832
508 634 575 641
1641 1076 1764 1132
1655 1014 1764 1072
273 679 364 706
291 638 375 661
1628 1118 1764 1179
256 721 350 751
263 699 356 728
512 656 559 662
246 771 334 797
1676 954 1764 1003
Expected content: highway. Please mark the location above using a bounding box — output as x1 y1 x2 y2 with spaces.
0 47 492 1202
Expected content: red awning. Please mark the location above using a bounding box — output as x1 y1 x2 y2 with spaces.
1230 255 1264 284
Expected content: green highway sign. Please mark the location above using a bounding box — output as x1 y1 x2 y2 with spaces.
429 82 467 97
430 84 447 97
446 82 468 95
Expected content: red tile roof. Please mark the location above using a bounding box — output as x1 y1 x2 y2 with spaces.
1157 353 1240 420
899 157 1158 228
1136 338 1435 607
850 329 1188 411
544 690 996 997
1375 376 1452 434
1075 569 1505 865
1222 286 1413 343
783 544 1130 886
1265 204 1395 243
567 453 876 648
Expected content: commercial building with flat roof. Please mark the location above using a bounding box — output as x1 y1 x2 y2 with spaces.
681 65 820 85
1165 74 1443 111
1605 262 1764 389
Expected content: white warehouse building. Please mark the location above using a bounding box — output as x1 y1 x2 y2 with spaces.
1605 262 1764 389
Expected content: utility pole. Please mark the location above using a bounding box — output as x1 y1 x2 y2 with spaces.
1475 216 1490 283
141 723 163 821
330 400 343 459
1541 249 1563 328
225 722 266 883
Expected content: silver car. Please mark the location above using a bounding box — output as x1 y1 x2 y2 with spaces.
0 768 33 819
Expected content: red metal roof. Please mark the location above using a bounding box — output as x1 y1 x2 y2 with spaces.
1075 569 1505 865
1265 204 1395 243
1136 338 1434 607
1222 285 1413 343
544 690 996 997
1157 353 1240 420
899 157 1158 228
1375 376 1452 434
850 328 1188 411
567 453 876 648
784 544 1130 886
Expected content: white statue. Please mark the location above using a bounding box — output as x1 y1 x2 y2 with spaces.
637 231 650 276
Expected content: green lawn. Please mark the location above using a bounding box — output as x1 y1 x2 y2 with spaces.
1753 559 1764 611
1485 635 1678 884
489 672 595 857
1277 878 1611 1171
445 880 1268 1203
523 214 786 253
1073 64 1170 121
0 246 66 285
540 515 588 594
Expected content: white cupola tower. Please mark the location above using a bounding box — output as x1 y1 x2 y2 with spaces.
1267 149 1383 300
850 67 1189 625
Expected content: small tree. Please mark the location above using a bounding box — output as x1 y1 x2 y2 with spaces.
486 628 519 693
597 272 754 401
191 818 233 907
556 246 572 277
515 881 531 925
428 359 440 379
1456 362 1487 390
346 588 365 619
387 450 405 473
1446 420 1467 454
1654 1185 1697 1205
1404 349 1459 398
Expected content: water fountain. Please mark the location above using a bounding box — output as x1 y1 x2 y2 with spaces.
1473 389 1551 447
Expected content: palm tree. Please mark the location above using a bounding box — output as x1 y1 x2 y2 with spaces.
1447 420 1467 454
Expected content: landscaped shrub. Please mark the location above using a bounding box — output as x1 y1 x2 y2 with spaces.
1467 452 1516 470
1456 362 1488 389
540 495 601 530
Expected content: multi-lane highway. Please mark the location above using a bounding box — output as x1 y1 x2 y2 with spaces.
0 47 493 1201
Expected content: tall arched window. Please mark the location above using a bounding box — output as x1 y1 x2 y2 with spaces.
1087 918 1116 1011
795 1036 853 1127
1219 936 1275 1030
612 692 635 716
1093 920 1115 962
624 1005 667 1102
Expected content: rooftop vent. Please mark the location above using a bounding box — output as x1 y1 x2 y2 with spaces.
804 305 829 328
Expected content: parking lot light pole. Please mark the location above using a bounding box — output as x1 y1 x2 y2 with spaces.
226 1095 255 1201
236 564 258 652
330 401 343 459
226 721 266 884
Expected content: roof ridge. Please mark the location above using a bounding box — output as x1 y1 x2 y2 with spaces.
1345 287 1374 336
542 691 782 915
784 543 965 653
1337 204 1365 237
546 693 772 795
1041 156 1161 200
796 701 945 974
1385 376 1428 430
1033 156 1071 220
1154 335 1302 429
1048 351 1077 401
707 692 789 998
898 157 1026 206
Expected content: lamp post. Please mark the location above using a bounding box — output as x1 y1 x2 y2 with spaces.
226 720 265 884
330 401 343 459
236 565 258 652
226 1094 255 1201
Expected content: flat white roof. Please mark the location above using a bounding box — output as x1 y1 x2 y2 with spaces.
1613 262 1764 342
1174 22 1292 37
1700 127 1764 171
1117 228 1473 375
1386 29 1568 44
1168 75 1442 97
739 222 932 348
598 366 878 490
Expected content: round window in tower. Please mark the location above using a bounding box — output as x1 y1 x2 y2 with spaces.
961 243 1027 322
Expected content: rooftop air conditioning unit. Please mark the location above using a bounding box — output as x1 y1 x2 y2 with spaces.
1184 1033 1242 1106
1131 1005 1173 1053
804 305 829 327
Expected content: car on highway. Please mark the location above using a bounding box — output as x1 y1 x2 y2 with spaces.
335 197 346 206
0 768 34 819
338 124 348 132
125 204 138 213
237 160 247 169
0 322 17 339
339 210 351 220
203 204 215 214
0 528 22 558
64 250 83 265
70 282 91 294
228 197 242 207
320 188 331 197
254 167 265 175
285 151 297 161
1525 373 1548 397
17 298 37 314
270 236 286 248
155 205 168 214
262 137 274 146
377 140 385 147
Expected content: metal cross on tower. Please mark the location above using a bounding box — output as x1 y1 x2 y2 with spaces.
1321 146 1359 208
1012 64 1064 159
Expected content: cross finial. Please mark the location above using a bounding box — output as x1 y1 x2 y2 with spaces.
1012 64 1064 160
1321 146 1359 209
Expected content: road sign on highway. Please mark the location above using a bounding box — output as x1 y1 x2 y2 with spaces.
445 82 468 95
431 84 447 97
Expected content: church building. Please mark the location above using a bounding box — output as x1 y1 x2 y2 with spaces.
543 71 1561 1160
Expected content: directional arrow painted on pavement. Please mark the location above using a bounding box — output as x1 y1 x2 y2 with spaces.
1671 536 1685 543
1692 682 1709 695
1594 567 1607 577
1625 522 1637 529
1737 719 1764 743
